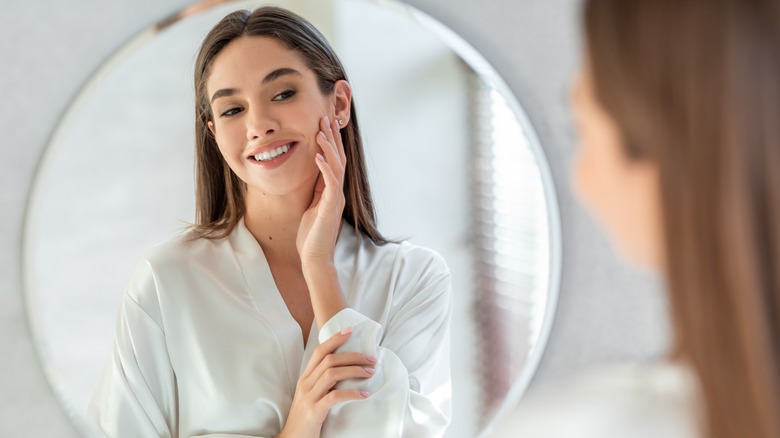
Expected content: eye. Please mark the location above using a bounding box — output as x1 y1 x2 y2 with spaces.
272 89 296 101
220 107 242 117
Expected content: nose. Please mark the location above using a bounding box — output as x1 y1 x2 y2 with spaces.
246 106 279 141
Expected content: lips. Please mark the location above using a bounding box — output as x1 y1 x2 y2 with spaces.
246 140 299 169
247 140 298 161
251 143 292 161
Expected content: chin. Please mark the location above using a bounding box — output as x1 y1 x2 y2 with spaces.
246 169 320 197
613 239 662 272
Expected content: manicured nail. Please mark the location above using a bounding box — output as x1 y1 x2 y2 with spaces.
316 153 325 162
318 131 327 140
364 367 376 375
364 355 377 364
324 116 330 126
340 326 352 335
360 390 370 398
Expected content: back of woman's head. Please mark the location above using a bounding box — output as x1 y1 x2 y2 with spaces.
192 6 385 243
583 0 780 437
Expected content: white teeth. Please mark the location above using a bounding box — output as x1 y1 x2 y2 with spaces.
254 144 291 162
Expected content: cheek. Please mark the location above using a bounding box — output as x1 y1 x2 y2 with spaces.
212 132 231 160
571 131 604 216
571 124 642 250
211 126 244 171
213 123 240 150
624 165 664 267
298 94 332 123
573 138 664 266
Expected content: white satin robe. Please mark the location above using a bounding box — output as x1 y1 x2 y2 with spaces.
88 219 452 437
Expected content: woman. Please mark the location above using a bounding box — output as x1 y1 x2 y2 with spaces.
89 7 452 438
496 0 780 437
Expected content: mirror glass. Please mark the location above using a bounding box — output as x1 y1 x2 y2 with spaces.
23 0 560 436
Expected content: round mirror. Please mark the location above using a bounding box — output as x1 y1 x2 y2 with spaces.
23 0 560 436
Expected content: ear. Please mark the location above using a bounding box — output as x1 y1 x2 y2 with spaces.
332 80 352 129
207 120 216 136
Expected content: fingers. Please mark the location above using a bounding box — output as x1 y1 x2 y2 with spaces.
320 117 340 160
287 328 373 429
301 327 353 377
302 389 371 423
308 351 376 387
308 172 325 208
321 389 371 409
318 117 347 173
332 118 347 165
293 388 369 431
315 154 339 196
316 132 343 182
326 117 347 166
310 365 375 398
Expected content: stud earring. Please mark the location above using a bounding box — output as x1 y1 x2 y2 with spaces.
338 119 344 125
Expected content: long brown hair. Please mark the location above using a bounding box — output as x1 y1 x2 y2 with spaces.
584 0 780 437
191 6 387 244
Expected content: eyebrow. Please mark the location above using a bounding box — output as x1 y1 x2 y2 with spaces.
210 67 303 104
262 67 302 85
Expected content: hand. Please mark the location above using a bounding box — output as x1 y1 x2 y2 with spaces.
296 116 347 267
278 327 375 438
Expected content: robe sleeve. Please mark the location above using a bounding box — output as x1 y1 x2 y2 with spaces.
90 286 278 438
88 262 179 438
316 250 453 438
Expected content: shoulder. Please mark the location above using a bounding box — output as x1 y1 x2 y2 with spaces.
396 240 451 276
365 237 452 306
492 362 700 438
347 224 450 278
365 237 451 283
124 229 230 306
141 228 225 269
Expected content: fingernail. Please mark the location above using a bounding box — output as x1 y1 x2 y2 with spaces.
340 327 352 335
364 355 377 364
364 367 376 375
318 131 327 140
324 116 330 125
316 153 325 162
360 390 370 398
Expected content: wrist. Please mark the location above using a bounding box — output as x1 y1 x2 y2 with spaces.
277 424 320 438
301 259 337 279
302 263 348 329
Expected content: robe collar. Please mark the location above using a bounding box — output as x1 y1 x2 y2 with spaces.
228 217 360 388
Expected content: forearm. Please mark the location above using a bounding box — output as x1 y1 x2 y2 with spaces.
302 261 348 330
276 422 320 438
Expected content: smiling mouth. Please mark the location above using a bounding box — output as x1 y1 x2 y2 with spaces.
250 142 296 162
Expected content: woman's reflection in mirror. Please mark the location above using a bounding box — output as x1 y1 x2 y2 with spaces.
89 7 453 438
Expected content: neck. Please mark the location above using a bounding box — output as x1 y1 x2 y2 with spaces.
243 178 315 265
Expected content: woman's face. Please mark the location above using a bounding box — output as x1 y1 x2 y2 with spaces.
206 36 350 197
570 60 664 269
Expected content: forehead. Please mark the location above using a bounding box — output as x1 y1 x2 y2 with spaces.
206 36 311 92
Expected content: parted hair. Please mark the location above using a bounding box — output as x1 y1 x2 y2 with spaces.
191 6 386 244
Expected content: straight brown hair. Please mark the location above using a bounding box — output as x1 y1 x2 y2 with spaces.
584 0 780 437
191 6 387 244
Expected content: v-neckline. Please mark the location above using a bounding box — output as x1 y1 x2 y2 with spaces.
229 218 358 391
